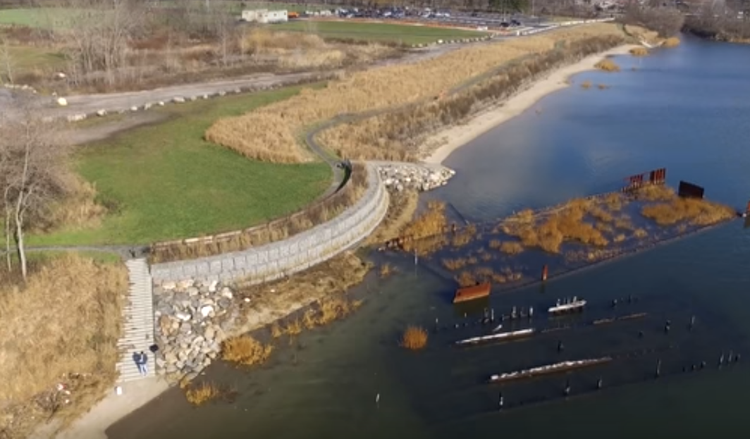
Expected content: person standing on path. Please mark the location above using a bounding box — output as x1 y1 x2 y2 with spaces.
132 351 148 376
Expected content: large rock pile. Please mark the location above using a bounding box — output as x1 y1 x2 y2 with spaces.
153 279 242 382
377 164 455 192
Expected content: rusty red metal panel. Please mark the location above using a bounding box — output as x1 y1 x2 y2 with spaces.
649 170 656 184
745 200 750 213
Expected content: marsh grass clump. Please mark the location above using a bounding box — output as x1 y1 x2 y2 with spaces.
597 84 608 90
184 382 222 406
663 37 680 48
630 46 649 56
581 80 592 89
442 257 469 270
594 58 620 72
403 201 447 240
456 270 478 287
451 224 477 248
641 198 736 226
220 335 273 366
635 184 675 201
401 326 428 350
499 241 524 255
380 263 393 278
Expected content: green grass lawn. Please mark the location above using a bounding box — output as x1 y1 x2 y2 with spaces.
27 84 331 247
0 8 84 28
271 20 489 44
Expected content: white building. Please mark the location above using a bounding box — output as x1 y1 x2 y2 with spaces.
241 9 288 24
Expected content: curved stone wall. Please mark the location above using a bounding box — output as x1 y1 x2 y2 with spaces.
150 163 389 285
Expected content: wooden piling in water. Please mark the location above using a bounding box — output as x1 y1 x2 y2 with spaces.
541 264 548 282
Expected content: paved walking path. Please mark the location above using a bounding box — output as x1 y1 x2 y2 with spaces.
115 258 156 383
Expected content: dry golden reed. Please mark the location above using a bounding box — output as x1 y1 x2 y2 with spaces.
581 80 593 89
594 58 620 72
402 201 447 242
220 335 273 366
499 241 524 255
184 382 221 406
400 326 428 350
663 37 680 48
206 24 629 163
641 197 736 226
0 254 127 437
629 46 649 56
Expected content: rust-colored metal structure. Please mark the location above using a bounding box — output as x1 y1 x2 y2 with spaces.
453 282 491 304
745 200 750 214
622 168 667 193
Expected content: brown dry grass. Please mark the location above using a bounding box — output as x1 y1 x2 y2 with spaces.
184 382 222 406
636 184 676 201
594 58 620 72
630 46 649 56
503 198 611 253
206 24 628 163
663 37 680 48
499 241 524 255
400 326 428 350
220 335 273 366
380 263 393 278
366 190 419 245
581 80 592 89
597 84 609 90
150 162 368 263
641 197 737 226
466 266 523 285
0 254 126 438
42 177 108 233
234 252 371 335
442 257 469 271
451 224 477 248
402 201 448 242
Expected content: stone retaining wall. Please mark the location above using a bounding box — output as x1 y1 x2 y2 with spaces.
151 162 389 285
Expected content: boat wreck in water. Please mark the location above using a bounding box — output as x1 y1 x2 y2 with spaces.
453 282 491 304
488 356 612 383
455 328 535 346
548 297 586 314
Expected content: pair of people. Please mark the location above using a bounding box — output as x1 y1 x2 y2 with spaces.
132 351 149 376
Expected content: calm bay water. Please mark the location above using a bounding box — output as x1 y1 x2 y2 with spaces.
109 36 750 439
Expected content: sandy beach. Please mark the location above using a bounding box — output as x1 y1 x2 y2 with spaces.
422 44 640 165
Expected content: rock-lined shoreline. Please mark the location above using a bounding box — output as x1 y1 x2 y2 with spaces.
153 280 240 383
377 163 455 192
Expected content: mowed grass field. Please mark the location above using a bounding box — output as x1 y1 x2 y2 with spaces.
0 8 83 28
28 84 331 247
271 20 489 44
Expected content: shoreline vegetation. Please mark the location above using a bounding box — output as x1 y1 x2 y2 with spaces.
22 23 690 439
205 23 636 164
0 254 127 439
386 184 738 292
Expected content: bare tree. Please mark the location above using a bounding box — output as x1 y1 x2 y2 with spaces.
0 100 71 280
55 0 146 87
0 38 14 85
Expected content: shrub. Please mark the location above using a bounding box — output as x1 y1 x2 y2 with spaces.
220 335 273 366
663 37 681 48
184 382 221 406
499 241 524 255
400 326 428 350
594 58 620 72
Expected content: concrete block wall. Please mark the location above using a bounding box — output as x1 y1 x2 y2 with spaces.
151 163 389 285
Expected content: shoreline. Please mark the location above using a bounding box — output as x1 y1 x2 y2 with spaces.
422 44 640 165
36 44 642 439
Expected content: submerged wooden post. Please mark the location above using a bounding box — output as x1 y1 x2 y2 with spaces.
541 264 549 282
